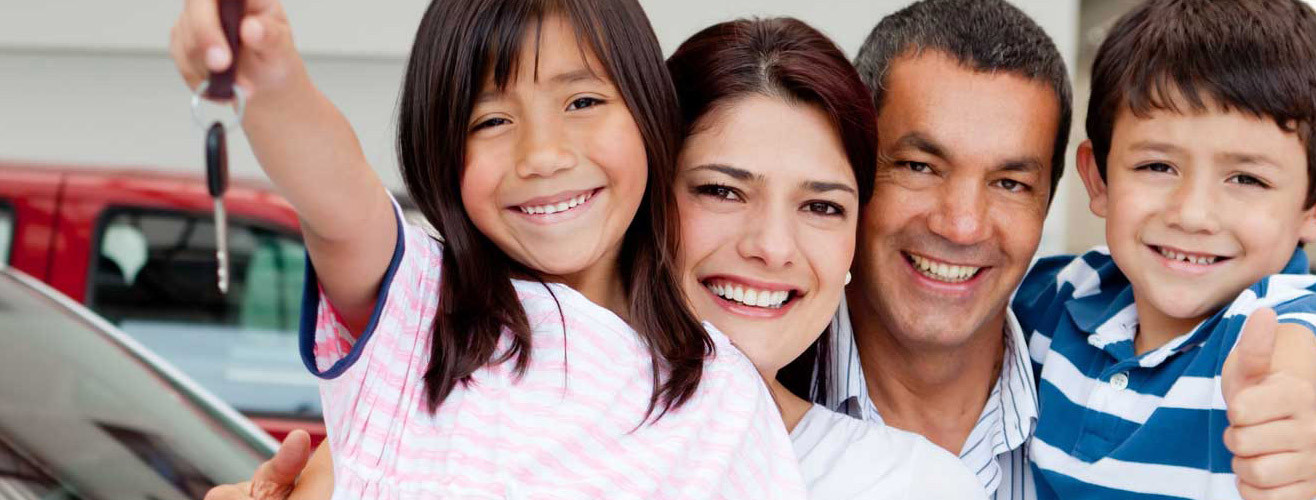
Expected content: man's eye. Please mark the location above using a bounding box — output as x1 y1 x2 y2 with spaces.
567 97 603 111
694 184 742 201
471 117 510 132
897 161 933 174
995 179 1031 193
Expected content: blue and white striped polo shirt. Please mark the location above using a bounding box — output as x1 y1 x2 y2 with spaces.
1012 246 1316 500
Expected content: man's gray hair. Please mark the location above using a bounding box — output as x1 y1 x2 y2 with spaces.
855 0 1072 194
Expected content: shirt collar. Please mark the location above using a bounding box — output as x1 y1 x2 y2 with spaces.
1063 247 1310 366
819 295 1038 492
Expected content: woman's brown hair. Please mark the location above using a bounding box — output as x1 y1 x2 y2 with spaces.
399 0 710 418
665 17 878 401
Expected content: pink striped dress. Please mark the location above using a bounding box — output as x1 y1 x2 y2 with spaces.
301 209 806 499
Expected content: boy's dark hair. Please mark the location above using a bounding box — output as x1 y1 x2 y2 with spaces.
666 16 879 405
852 0 1072 199
1088 0 1316 208
399 0 710 419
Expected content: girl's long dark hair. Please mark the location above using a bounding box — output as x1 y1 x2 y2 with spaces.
665 17 879 402
398 0 710 417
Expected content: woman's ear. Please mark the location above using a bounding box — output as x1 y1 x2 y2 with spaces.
1076 140 1110 219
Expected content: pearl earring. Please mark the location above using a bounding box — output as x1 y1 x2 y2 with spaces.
844 272 852 285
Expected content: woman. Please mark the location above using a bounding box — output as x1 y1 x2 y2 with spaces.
209 17 981 500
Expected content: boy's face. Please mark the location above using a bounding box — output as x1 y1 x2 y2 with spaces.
1081 103 1316 335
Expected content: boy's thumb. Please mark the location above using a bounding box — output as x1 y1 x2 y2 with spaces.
1223 307 1278 400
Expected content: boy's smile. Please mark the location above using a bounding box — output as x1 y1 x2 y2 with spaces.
1078 102 1316 347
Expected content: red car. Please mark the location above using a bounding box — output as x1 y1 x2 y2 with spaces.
1 161 326 445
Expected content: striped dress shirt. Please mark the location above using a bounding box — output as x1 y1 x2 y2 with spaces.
816 295 1038 500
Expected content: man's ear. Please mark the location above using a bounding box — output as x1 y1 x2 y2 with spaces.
1076 140 1109 219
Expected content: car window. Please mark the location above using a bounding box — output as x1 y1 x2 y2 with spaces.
0 271 268 499
0 201 13 265
86 209 319 422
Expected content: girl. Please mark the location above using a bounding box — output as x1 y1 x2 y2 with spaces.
171 0 804 498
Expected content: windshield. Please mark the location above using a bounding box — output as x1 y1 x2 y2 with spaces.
0 271 268 499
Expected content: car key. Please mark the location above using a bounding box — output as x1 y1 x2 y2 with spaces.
192 0 245 294
206 122 230 294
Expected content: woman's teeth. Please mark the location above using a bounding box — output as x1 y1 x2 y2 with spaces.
909 253 980 283
706 281 791 309
518 192 592 215
1156 246 1218 265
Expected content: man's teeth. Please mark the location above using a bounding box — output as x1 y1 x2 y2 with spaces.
519 192 592 215
1157 247 1218 265
707 282 791 309
909 254 980 283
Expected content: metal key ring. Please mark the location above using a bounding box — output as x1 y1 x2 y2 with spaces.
191 81 247 130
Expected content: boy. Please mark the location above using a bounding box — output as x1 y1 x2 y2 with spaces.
1014 0 1316 498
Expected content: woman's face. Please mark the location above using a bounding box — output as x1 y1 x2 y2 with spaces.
678 95 860 374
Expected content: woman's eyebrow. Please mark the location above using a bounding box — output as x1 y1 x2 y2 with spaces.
691 164 761 182
801 180 857 196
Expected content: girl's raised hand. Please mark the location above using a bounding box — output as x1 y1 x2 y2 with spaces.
170 0 306 99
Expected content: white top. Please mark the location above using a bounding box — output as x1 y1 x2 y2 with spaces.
791 404 984 500
816 295 1037 499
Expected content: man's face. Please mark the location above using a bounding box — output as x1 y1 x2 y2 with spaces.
853 51 1058 348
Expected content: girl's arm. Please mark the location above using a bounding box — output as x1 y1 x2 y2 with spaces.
170 0 394 333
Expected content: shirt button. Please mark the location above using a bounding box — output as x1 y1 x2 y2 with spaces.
1110 372 1130 390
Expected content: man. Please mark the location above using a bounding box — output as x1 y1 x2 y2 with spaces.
811 1 1071 498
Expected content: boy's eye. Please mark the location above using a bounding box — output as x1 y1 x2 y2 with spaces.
694 184 742 201
803 201 845 217
993 178 1032 193
1227 173 1270 188
1135 162 1175 174
471 117 510 132
567 97 603 111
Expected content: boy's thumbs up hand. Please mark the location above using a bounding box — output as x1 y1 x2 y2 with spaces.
1222 308 1277 403
1222 307 1316 500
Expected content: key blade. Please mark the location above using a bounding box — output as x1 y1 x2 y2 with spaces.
214 199 230 295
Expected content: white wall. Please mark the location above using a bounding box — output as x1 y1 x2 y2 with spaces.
0 0 1079 251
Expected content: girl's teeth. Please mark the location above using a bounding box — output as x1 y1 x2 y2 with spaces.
520 191 593 216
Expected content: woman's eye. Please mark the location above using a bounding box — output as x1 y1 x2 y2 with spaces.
471 117 510 132
694 184 742 201
1228 173 1269 188
994 179 1031 193
897 161 934 174
804 201 844 216
1135 162 1175 174
567 97 603 111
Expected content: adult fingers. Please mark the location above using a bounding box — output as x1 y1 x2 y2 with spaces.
250 430 312 498
203 482 255 500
